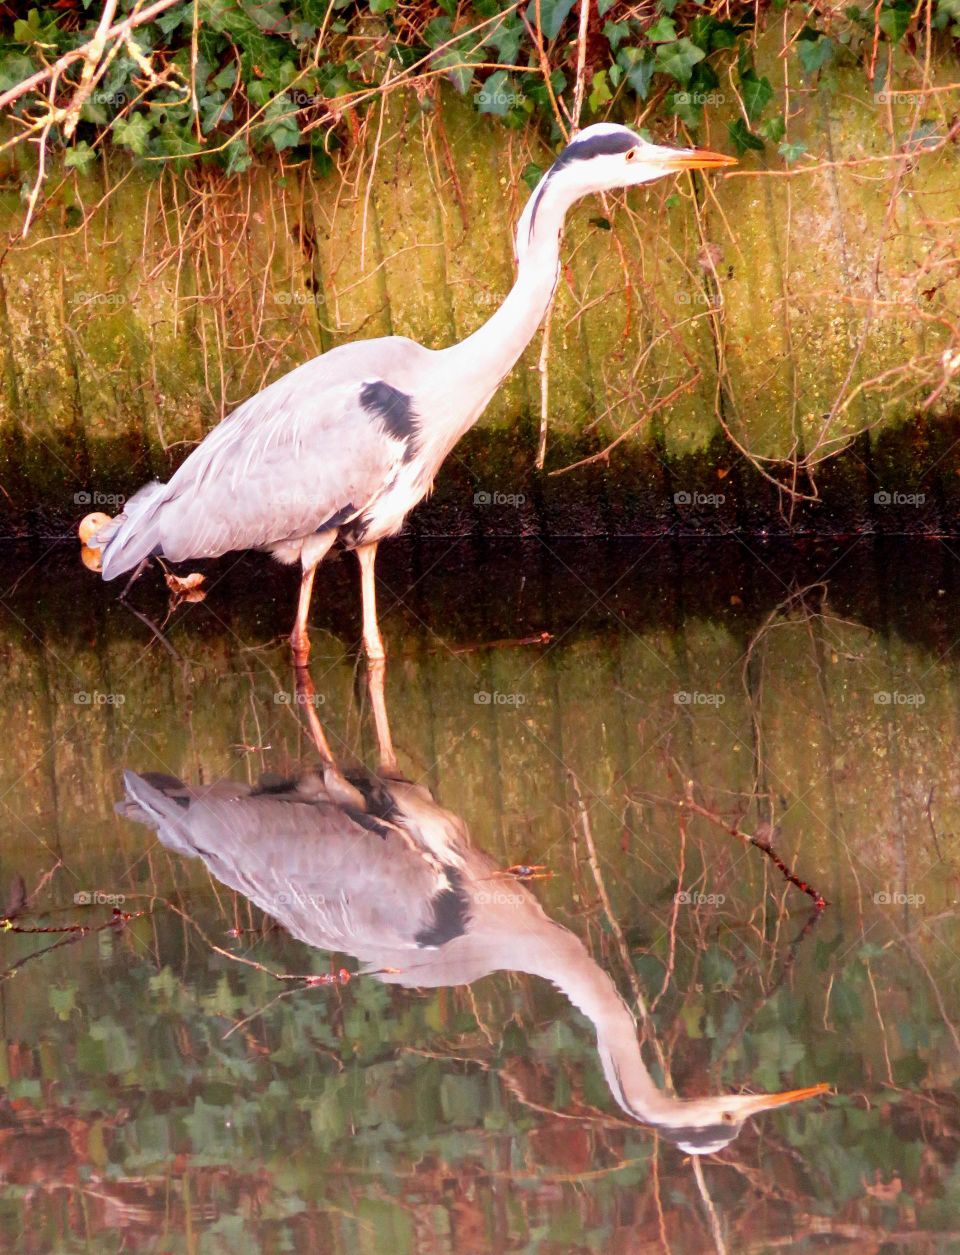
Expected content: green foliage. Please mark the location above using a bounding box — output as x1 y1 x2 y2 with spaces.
0 0 941 182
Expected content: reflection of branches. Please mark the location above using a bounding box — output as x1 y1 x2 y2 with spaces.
632 784 828 910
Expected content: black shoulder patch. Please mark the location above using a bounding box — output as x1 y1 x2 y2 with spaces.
415 868 471 948
314 502 357 534
360 381 417 445
529 130 637 237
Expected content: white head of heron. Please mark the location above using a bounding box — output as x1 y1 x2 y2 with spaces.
642 1082 830 1155
515 122 736 262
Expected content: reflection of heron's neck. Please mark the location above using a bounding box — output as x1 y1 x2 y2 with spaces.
517 923 676 1125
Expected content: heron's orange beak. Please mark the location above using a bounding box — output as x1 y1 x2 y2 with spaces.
664 148 738 171
740 1082 831 1114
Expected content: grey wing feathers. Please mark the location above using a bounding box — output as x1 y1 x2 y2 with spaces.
119 771 453 954
98 338 430 580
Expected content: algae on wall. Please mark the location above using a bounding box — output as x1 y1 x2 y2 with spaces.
0 20 958 529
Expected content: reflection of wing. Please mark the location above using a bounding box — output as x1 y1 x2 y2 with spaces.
119 771 468 956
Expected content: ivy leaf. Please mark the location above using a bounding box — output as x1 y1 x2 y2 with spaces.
617 46 655 98
64 142 97 175
521 162 544 190
223 138 252 175
588 69 612 112
525 0 576 41
760 114 786 143
213 61 238 90
261 94 301 151
654 38 705 87
878 2 913 39
526 68 566 108
797 31 835 75
646 15 677 41
740 69 773 122
156 5 189 35
728 117 765 154
432 48 476 94
477 69 512 114
486 14 524 63
112 113 152 156
667 89 703 128
603 20 630 51
778 139 807 163
598 0 617 13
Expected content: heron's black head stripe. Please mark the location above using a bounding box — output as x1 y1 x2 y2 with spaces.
529 130 638 238
360 381 417 446
415 868 471 947
140 771 191 808
656 1122 735 1151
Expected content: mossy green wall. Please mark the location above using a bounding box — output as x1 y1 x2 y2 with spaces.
0 22 957 529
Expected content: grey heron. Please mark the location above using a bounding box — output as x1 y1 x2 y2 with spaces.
82 124 735 665
117 693 827 1155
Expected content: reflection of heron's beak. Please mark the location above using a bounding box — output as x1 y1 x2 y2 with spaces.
741 1082 831 1114
664 148 738 170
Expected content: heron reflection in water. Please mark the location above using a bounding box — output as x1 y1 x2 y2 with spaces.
118 671 827 1156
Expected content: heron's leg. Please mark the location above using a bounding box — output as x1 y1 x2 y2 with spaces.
290 561 317 667
367 659 397 774
118 558 149 603
293 664 335 763
356 542 386 664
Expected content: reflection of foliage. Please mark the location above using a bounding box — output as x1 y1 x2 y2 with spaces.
2 0 958 183
2 888 960 1247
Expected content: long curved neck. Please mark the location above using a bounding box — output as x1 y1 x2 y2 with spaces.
517 922 676 1124
428 174 575 456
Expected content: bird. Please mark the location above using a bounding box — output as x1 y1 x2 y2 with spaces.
117 719 827 1153
82 124 736 666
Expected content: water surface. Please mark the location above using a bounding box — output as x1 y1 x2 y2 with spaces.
0 538 958 1252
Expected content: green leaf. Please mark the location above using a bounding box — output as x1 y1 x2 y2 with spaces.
740 69 773 122
778 139 808 163
112 113 152 156
432 49 476 94
878 3 913 40
588 69 612 112
156 5 189 35
521 162 544 190
760 114 786 143
486 14 524 63
617 46 655 98
797 33 835 75
477 70 515 115
526 0 576 41
654 37 705 87
64 142 97 175
645 15 677 42
728 117 765 154
261 94 301 151
603 20 630 51
667 88 702 128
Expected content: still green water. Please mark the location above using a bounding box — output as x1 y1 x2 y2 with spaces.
0 538 958 1253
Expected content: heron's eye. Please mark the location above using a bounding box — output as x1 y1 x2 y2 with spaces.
721 1110 735 1123
625 148 637 162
